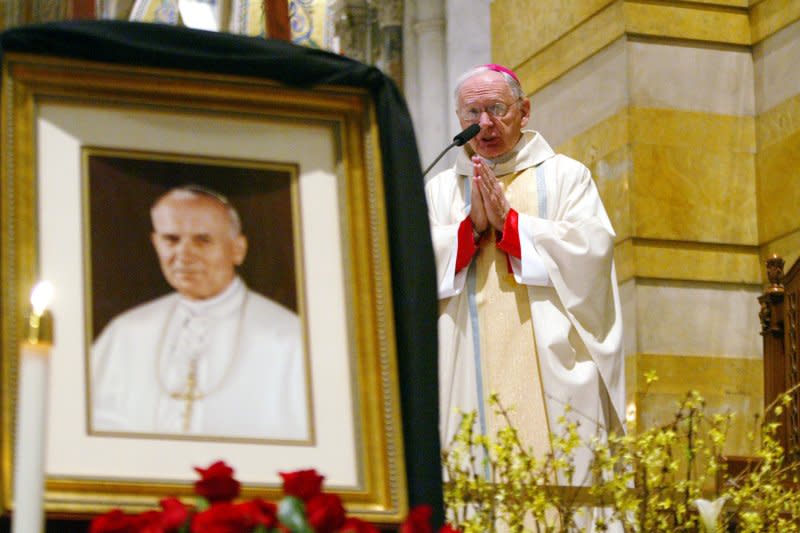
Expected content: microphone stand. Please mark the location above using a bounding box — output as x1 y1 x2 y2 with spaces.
422 141 458 177
422 124 481 178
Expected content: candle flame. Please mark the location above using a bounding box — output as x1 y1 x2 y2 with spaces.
30 281 54 316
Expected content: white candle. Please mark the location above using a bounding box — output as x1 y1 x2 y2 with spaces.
12 281 54 533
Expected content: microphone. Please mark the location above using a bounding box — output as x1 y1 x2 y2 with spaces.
452 123 481 147
422 124 481 177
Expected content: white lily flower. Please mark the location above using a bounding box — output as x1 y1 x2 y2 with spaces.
693 495 729 533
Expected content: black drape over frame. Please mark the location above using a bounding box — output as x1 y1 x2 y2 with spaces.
0 20 442 527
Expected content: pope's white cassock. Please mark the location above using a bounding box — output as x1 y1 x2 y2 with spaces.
91 276 309 441
426 129 625 484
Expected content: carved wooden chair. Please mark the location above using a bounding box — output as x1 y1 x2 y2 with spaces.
717 254 800 488
759 254 800 462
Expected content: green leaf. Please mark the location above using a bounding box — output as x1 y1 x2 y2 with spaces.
194 496 210 512
277 496 314 533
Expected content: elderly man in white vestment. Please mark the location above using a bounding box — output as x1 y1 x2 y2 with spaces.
426 64 625 487
91 186 309 441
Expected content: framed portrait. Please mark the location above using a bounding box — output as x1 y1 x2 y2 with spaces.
0 50 409 523
85 149 312 444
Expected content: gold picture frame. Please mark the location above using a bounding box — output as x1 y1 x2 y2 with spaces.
0 52 407 523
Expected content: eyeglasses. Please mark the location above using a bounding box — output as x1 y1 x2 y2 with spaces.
458 100 520 122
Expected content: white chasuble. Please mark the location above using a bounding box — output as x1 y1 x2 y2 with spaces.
427 129 625 487
475 167 551 458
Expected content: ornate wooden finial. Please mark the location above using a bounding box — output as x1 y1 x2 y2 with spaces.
760 254 785 336
265 0 291 41
759 295 771 335
766 254 785 293
68 0 96 19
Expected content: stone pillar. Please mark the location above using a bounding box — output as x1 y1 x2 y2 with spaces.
411 0 448 177
372 0 403 89
402 0 491 176
444 0 490 142
1 0 66 28
0 0 20 28
328 0 372 64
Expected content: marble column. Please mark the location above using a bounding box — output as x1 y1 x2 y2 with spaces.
410 0 448 177
402 0 491 176
328 0 372 64
373 0 403 89
444 0 490 141
1 0 66 28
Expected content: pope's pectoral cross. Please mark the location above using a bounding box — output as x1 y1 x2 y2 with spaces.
170 359 202 432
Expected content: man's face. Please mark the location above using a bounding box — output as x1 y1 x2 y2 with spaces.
150 196 247 300
457 71 530 159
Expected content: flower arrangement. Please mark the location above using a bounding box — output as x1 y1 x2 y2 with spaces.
442 375 800 532
90 461 457 533
90 377 800 532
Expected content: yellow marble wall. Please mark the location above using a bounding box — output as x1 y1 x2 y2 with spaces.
633 354 764 456
491 0 617 77
490 0 800 454
751 7 800 284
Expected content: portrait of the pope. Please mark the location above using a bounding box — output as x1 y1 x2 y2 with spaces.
86 154 311 442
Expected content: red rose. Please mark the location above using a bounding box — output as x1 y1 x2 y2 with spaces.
236 499 278 530
131 510 166 533
279 469 325 501
338 517 381 533
305 493 347 533
191 502 252 533
399 505 433 533
438 525 462 533
193 461 241 503
90 509 135 533
191 500 277 533
159 497 191 531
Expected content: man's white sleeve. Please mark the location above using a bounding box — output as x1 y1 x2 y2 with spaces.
508 218 552 286
431 224 468 298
